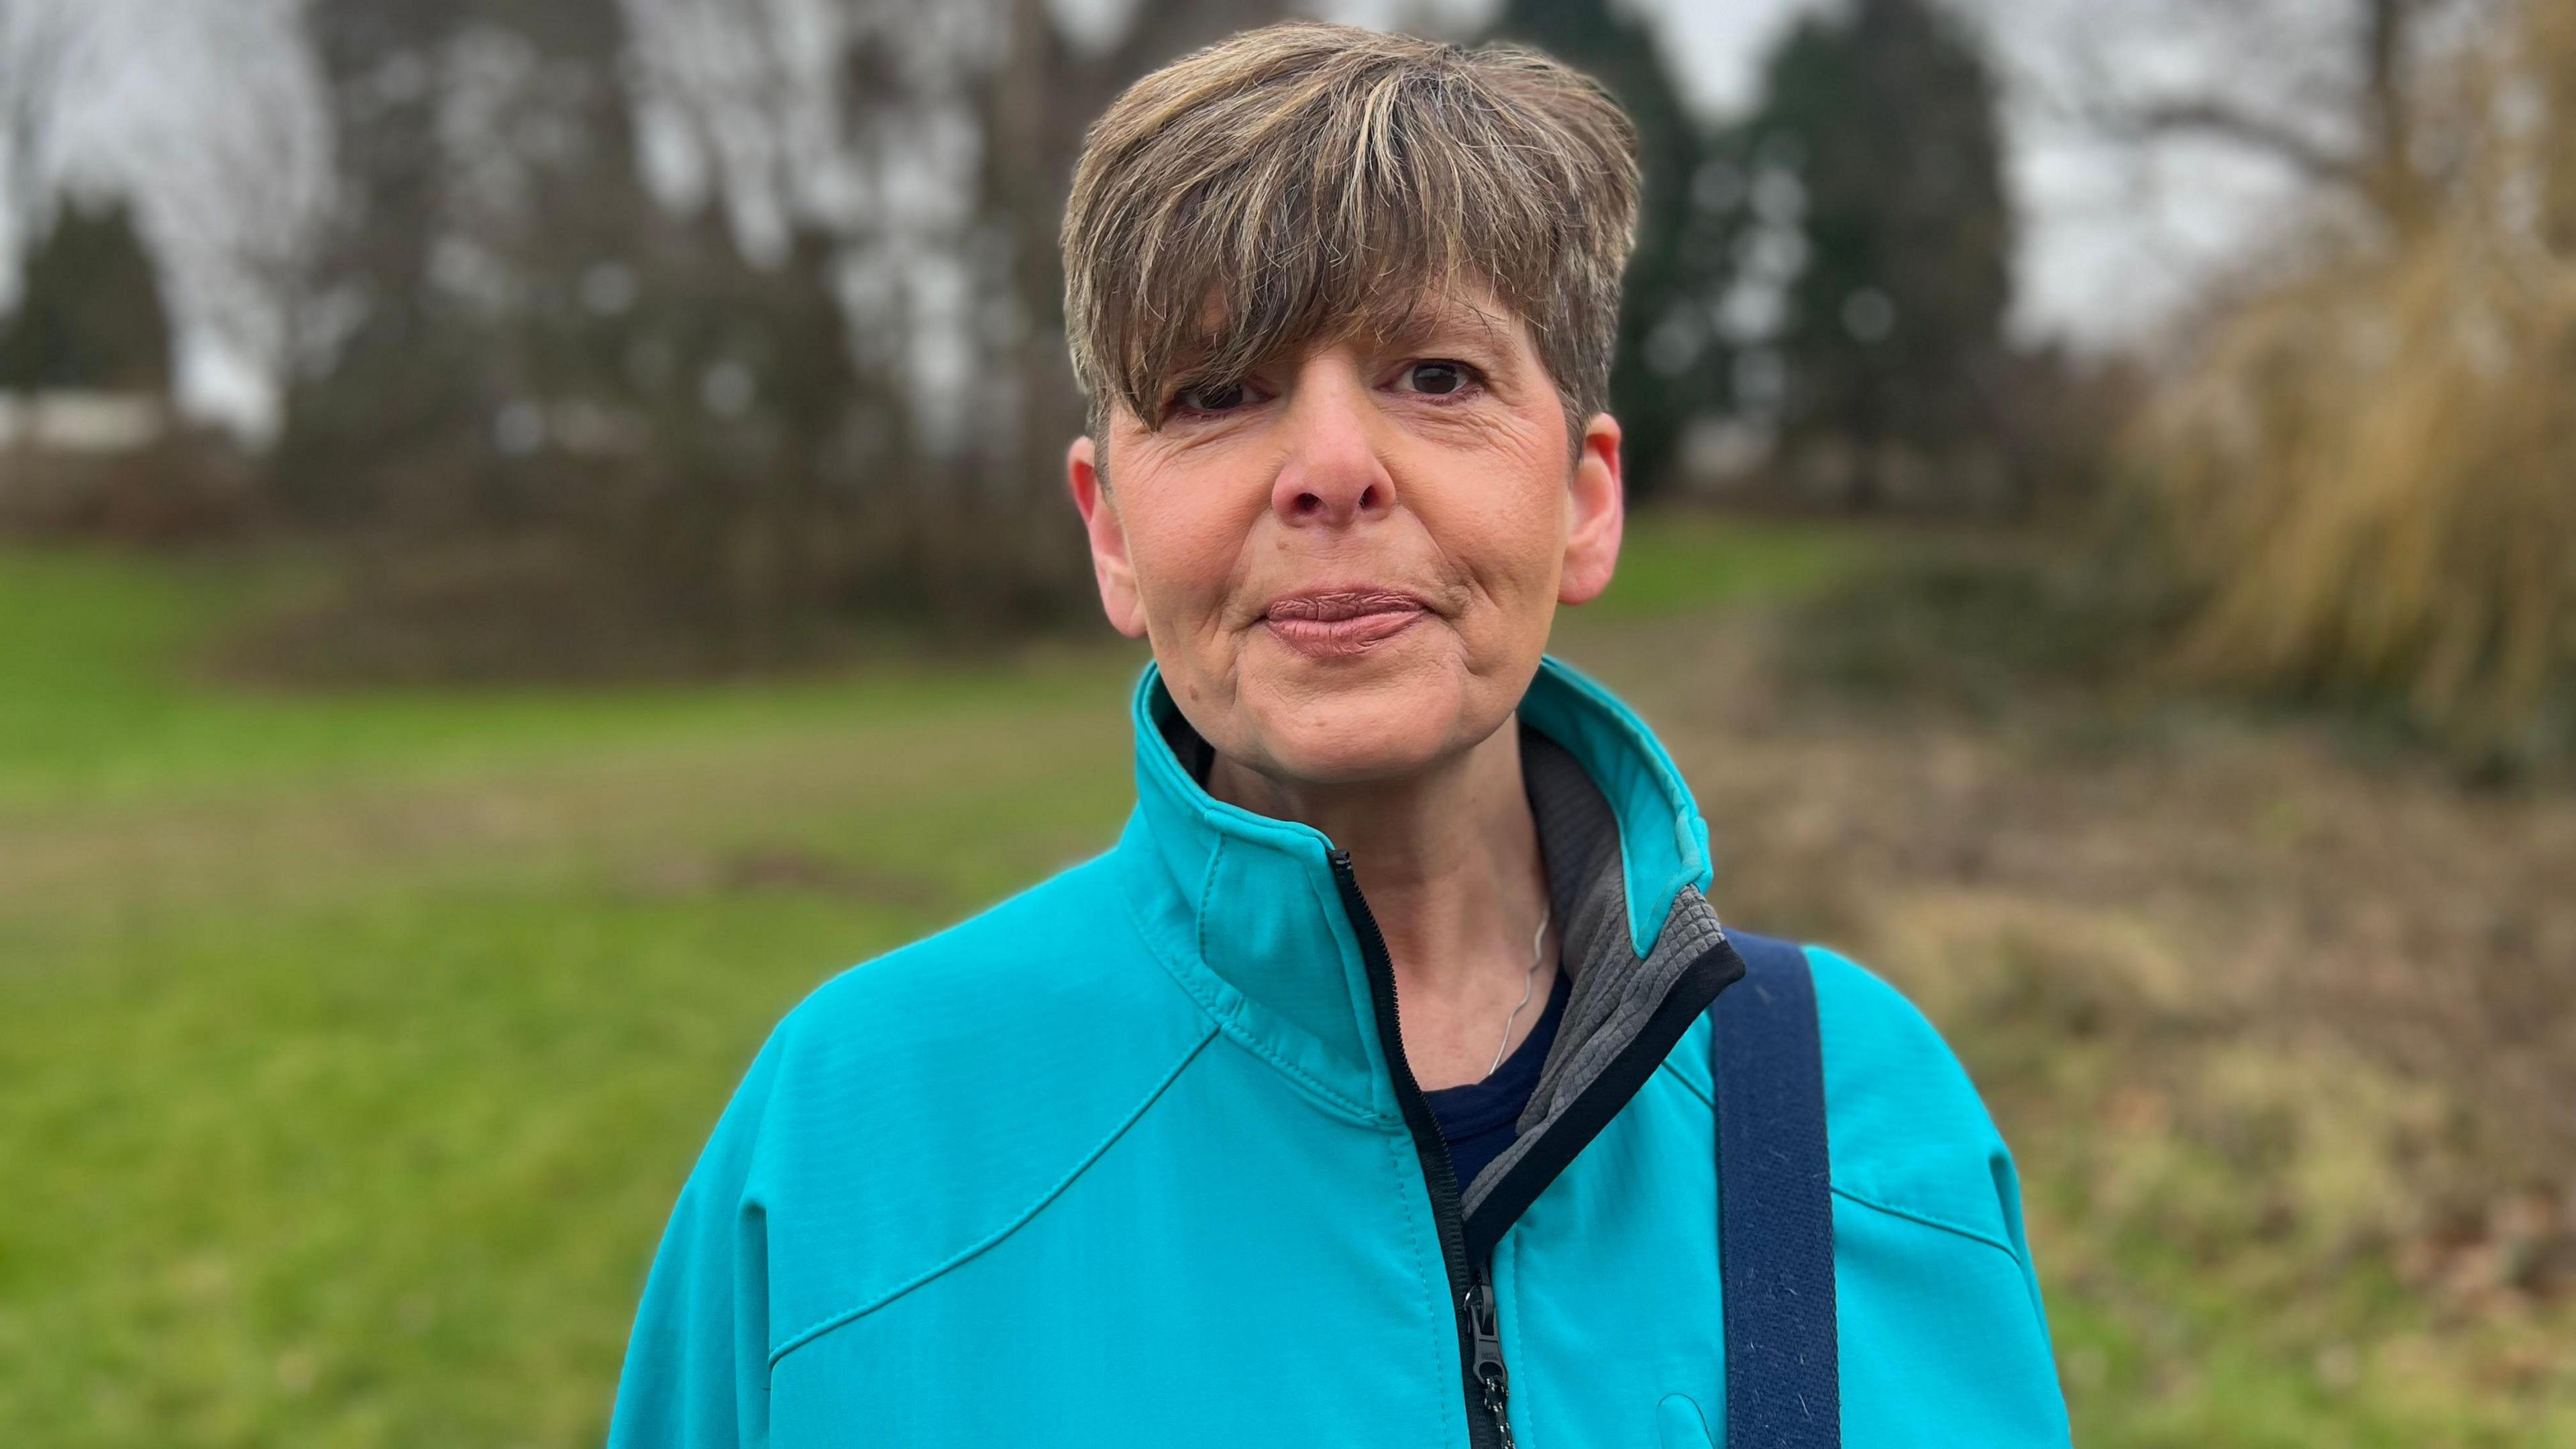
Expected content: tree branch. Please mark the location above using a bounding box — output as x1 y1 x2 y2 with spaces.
2118 97 2365 185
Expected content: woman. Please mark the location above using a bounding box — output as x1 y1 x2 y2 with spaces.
609 21 2070 1448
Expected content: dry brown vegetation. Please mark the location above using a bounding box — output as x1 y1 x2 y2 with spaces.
2130 0 2576 761
1565 602 2576 1431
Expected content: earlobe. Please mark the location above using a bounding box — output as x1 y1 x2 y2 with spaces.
1067 435 1148 639
1559 413 1625 606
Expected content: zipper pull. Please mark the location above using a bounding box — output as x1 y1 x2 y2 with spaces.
1466 1278 1515 1448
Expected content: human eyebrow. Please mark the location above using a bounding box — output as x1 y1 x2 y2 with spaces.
1376 300 1515 361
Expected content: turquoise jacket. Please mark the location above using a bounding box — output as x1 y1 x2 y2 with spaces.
608 654 2072 1447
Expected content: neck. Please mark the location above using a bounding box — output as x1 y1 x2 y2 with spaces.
1203 714 1558 1089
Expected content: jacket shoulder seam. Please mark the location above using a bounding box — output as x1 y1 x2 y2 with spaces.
1200 1004 1383 1125
1116 856 1382 1126
1829 1183 2021 1263
1652 1058 2024 1265
1656 1051 1712 1110
764 1020 1220 1370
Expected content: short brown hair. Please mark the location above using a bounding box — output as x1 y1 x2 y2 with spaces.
1061 21 1641 448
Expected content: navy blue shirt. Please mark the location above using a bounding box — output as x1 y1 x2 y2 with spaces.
1424 963 1570 1192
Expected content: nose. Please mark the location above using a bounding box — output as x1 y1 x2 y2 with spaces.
1269 360 1397 528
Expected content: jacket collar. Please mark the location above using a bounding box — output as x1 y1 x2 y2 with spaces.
1110 652 1721 1122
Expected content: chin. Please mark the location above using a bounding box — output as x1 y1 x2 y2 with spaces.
1240 661 1488 785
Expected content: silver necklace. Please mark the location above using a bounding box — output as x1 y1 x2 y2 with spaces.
1487 904 1553 1077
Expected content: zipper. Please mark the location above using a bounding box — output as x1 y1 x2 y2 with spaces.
1466 1274 1515 1448
1328 848 1512 1449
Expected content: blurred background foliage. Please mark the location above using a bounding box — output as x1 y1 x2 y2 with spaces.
2137 0 2576 765
3 0 2573 1444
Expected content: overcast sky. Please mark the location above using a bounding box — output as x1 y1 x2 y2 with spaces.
1 0 2312 433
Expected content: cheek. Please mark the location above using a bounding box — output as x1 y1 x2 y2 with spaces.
1117 462 1260 623
1439 470 1566 601
1421 409 1570 588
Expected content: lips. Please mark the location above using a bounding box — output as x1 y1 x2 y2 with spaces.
1260 588 1430 659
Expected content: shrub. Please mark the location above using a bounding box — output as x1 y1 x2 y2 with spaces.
2131 0 2576 761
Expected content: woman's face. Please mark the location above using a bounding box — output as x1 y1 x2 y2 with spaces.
1066 284 1623 787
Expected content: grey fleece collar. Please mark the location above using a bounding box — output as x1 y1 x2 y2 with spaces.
1464 721 1728 1213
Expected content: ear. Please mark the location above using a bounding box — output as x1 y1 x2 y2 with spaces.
1067 434 1148 639
1558 412 1624 606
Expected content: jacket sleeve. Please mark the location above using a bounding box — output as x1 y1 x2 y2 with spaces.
1805 945 2074 1445
607 1026 790 1449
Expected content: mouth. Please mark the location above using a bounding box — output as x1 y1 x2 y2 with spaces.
1258 588 1432 659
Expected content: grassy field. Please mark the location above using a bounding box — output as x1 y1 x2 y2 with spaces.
3 517 2570 1446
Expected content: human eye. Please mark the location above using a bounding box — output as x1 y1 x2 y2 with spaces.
1391 359 1484 398
1165 378 1255 421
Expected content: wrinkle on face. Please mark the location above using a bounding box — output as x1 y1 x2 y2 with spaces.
1093 278 1585 786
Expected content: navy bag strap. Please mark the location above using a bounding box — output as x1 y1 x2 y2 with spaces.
1710 930 1842 1448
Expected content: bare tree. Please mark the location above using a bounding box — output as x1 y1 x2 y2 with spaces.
126 2 329 413
2003 0 2505 236
0 0 100 269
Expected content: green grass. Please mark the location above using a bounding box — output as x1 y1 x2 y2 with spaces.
1584 509 1884 620
0 547 1126 811
2 892 881 1446
3 515 2565 1446
2 539 1169 1446
0 514 1850 809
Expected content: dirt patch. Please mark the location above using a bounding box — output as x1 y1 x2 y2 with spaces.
623 846 948 908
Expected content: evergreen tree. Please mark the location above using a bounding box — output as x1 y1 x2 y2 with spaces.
1487 0 1720 500
1746 0 2012 508
0 195 173 393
